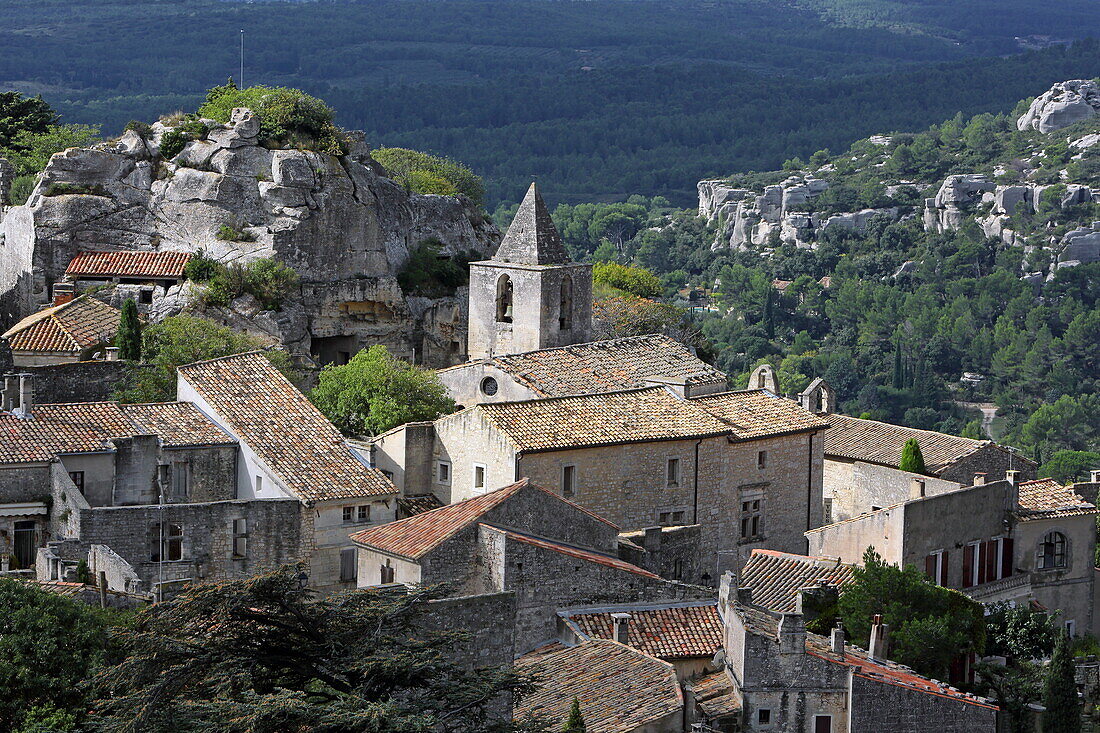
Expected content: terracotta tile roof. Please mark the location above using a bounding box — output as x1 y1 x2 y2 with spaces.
0 402 141 463
685 671 742 717
475 387 732 452
121 402 236 448
448 334 728 398
692 389 831 440
397 493 445 517
2 296 121 353
177 351 394 502
739 549 857 613
822 413 1031 473
488 526 659 579
65 250 192 279
514 639 682 733
561 601 721 658
1015 478 1097 520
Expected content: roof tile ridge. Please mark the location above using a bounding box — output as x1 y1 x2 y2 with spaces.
479 384 662 408
177 349 267 371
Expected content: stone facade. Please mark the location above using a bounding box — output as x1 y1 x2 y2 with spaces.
823 458 960 523
3 360 135 404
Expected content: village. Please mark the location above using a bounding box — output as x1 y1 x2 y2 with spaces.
1 180 1094 732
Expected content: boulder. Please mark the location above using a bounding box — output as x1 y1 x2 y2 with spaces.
1057 221 1100 268
1017 80 1100 133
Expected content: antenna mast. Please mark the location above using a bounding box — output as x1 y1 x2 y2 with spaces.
240 29 245 87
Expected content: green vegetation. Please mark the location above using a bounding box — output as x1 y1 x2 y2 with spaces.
157 118 207 160
397 238 477 297
592 262 663 298
1042 632 1082 733
214 223 256 243
1040 450 1100 484
116 298 141 361
837 548 985 680
898 438 927 474
187 254 298 312
310 345 456 437
199 81 346 156
373 148 485 207
984 602 1060 661
114 315 296 403
563 698 586 733
42 182 108 197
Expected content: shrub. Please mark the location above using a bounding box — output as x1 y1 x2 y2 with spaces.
592 262 663 298
183 250 222 282
198 81 346 155
397 238 473 296
124 120 152 138
372 147 485 207
215 223 256 242
7 174 35 205
42 182 107 197
158 119 207 160
196 257 298 311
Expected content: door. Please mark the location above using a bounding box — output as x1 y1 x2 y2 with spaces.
13 521 36 569
814 715 832 733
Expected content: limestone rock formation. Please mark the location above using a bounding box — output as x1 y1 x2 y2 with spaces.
1017 80 1100 134
923 175 995 233
1057 222 1100 269
0 109 499 366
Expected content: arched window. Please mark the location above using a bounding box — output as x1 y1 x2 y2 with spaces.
1038 531 1067 570
559 275 573 330
496 275 513 323
757 372 767 389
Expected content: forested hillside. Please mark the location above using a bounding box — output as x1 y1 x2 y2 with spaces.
5 0 1100 205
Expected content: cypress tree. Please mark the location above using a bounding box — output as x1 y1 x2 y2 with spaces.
762 288 775 339
1042 632 1081 733
892 337 904 390
563 697 586 733
899 438 926 474
117 298 142 361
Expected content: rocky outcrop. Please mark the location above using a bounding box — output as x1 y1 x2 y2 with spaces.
1017 80 1100 134
1057 222 1100 269
923 174 995 233
0 109 499 366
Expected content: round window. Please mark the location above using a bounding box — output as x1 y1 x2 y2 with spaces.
480 377 498 396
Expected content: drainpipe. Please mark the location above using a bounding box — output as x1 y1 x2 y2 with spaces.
805 431 815 553
692 439 702 524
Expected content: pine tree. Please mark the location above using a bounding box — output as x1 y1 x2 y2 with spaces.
899 438 926 474
1042 632 1081 733
117 298 142 361
892 337 904 389
563 697 586 733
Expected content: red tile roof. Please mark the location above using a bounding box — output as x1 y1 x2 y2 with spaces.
178 352 395 502
2 296 121 353
1016 478 1097 520
692 389 831 440
685 671 742 717
0 402 142 463
514 639 682 733
488 527 659 579
121 402 236 448
561 601 721 658
740 549 857 613
65 250 192 279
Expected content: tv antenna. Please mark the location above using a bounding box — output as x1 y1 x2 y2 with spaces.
240 29 245 87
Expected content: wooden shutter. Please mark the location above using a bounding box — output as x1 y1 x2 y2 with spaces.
941 550 949 586
925 554 936 580
962 544 974 588
1001 538 1014 579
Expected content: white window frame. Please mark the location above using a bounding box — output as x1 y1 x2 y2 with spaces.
666 457 681 488
437 461 451 485
357 505 370 522
967 540 982 586
928 549 947 585
473 463 487 493
562 464 577 497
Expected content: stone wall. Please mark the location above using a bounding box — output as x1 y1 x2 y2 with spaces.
806 504 905 565
849 674 997 732
436 361 540 408
1014 512 1096 634
431 409 518 503
90 543 143 594
619 524 703 583
939 445 1036 485
4 361 136 404
823 457 961 523
0 464 53 504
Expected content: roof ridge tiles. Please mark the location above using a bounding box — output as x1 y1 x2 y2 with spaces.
176 349 267 371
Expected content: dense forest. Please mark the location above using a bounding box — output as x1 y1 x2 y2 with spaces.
5 0 1100 205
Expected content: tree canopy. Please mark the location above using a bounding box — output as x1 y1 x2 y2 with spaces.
898 438 927 474
1042 632 1082 733
372 148 485 208
116 298 141 361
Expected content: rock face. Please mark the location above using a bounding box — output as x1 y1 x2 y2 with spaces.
1017 80 1100 134
1057 222 1100 269
0 109 499 366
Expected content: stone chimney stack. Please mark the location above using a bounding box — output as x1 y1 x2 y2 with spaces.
644 526 663 551
51 281 75 307
778 612 806 655
10 373 36 418
830 622 845 655
973 472 986 486
1004 472 1020 512
869 614 889 661
1090 470 1100 484
611 612 631 644
104 347 120 362
909 478 926 499
1 374 18 412
1005 470 1020 485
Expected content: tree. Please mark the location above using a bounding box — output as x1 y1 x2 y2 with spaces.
837 548 985 679
984 602 1059 661
1040 450 1100 485
1042 632 1081 733
0 92 57 150
591 262 662 298
0 579 113 731
91 568 534 732
1 123 100 175
310 345 456 436
562 698 585 733
591 295 702 346
114 316 295 403
116 298 141 361
899 438 926 474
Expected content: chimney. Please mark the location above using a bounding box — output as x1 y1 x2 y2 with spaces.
644 526 663 551
1005 470 1020 485
51 281 74 307
778 612 806 655
1 374 17 412
909 478 926 499
14 373 33 418
869 614 890 662
104 347 120 362
610 612 631 644
973 472 986 486
1091 470 1100 484
830 622 845 655
736 587 754 606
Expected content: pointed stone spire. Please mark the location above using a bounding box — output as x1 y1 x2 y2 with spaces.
494 182 570 265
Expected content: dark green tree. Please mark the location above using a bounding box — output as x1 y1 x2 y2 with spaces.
1041 632 1081 733
892 337 904 390
899 438 927 474
91 568 535 732
984 602 1059 661
0 92 57 149
116 298 141 361
562 697 585 733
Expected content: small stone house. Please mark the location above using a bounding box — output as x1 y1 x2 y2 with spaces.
2 294 122 366
805 476 1097 635
821 413 1036 523
63 250 193 311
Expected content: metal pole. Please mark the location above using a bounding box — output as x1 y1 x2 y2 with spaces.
240 30 244 87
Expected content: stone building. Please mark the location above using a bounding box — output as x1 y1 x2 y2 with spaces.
350 478 706 644
63 250 193 313
368 385 829 582
821 412 1036 523
738 549 857 613
438 333 728 408
466 182 591 360
805 476 1097 635
2 294 122 366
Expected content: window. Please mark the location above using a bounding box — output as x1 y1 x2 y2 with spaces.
342 506 354 523
340 548 357 583
758 709 771 725
1067 619 1077 636
357 505 370 522
380 562 395 584
338 351 352 365
757 450 767 469
814 715 832 733
962 538 1014 587
740 495 763 540
562 464 577 497
496 275 513 323
672 559 683 580
658 511 686 526
171 462 189 500
68 471 84 494
255 475 263 494
480 377 498 396
666 458 681 488
672 511 685 523
381 469 394 481
924 550 948 585
437 461 451 484
151 523 183 562
1039 531 1068 570
139 288 153 304
232 518 248 558
473 464 487 493
559 275 573 330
